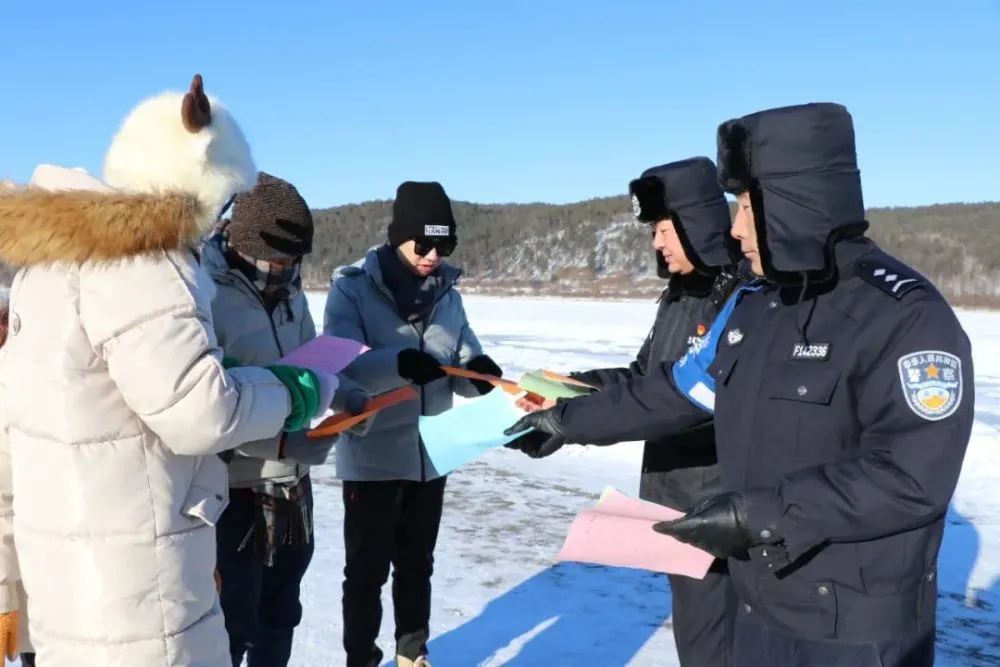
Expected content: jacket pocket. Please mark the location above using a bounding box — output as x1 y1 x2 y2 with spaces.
181 455 229 526
759 363 842 465
758 576 840 640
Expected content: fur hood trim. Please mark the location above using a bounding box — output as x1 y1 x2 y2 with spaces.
0 188 206 266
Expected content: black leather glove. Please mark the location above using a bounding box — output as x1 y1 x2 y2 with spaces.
465 354 503 395
652 492 754 559
397 349 446 386
503 407 567 458
505 431 566 459
568 371 604 390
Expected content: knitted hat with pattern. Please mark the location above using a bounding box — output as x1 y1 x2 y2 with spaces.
227 171 313 262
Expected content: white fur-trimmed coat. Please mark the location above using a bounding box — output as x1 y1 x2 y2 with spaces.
0 79 288 666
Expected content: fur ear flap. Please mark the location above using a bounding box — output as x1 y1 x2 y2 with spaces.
716 119 752 194
628 176 670 223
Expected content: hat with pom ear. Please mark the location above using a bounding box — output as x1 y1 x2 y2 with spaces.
102 74 258 230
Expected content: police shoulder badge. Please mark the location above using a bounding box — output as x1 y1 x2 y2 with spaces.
856 259 925 300
896 350 962 421
631 194 642 219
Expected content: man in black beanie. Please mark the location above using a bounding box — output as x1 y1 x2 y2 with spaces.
323 180 502 667
386 180 457 273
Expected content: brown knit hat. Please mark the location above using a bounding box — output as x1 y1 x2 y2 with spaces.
226 171 313 262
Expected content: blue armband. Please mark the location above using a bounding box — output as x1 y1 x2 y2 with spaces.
672 282 765 413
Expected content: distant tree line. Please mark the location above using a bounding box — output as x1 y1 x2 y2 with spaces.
1 190 997 306
306 196 1000 305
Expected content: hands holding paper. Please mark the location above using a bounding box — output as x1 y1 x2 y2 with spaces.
515 395 555 412
397 349 447 385
652 491 755 559
342 387 369 415
464 354 503 395
503 405 567 458
555 488 716 578
261 365 338 431
397 349 505 396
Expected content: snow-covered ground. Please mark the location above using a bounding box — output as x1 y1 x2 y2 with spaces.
284 293 1000 666
34 291 981 667
278 294 1000 666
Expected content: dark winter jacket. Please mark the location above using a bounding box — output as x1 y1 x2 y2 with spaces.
571 155 742 510
555 103 975 645
573 268 744 510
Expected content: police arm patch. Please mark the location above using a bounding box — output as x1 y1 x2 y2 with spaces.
896 350 963 421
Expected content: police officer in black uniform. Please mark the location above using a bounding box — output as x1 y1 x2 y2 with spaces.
505 102 975 667
557 156 744 667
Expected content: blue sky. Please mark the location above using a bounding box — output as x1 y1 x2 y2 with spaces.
2 1 998 209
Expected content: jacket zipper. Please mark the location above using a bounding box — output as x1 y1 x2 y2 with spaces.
416 327 428 482
219 272 289 468
232 272 286 357
415 293 448 482
367 273 452 484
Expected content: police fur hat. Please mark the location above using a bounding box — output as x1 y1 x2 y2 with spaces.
629 157 737 276
716 102 866 284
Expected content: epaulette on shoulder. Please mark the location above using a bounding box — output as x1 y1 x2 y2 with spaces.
854 258 926 300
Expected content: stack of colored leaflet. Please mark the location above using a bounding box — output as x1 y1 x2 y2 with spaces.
517 370 597 400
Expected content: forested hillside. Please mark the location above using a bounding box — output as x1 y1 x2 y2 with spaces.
1 184 996 305
305 197 1000 304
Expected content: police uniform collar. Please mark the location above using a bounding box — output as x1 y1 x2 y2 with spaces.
665 271 715 301
772 237 877 304
832 236 877 272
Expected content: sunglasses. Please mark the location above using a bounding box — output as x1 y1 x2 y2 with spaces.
413 236 456 258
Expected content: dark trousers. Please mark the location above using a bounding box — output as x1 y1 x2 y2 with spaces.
217 484 315 667
342 476 447 667
732 609 935 667
20 653 35 666
668 559 735 667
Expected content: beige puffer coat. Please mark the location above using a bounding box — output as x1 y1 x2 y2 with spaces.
0 187 293 666
0 76 294 666
0 402 31 654
0 283 31 654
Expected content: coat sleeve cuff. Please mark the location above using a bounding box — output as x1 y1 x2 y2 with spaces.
743 488 783 543
742 488 794 570
743 488 823 568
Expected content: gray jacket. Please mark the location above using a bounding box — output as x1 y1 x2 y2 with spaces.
323 247 484 482
203 237 338 488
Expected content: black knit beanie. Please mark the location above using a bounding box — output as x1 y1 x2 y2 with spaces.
226 172 314 262
387 181 457 246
